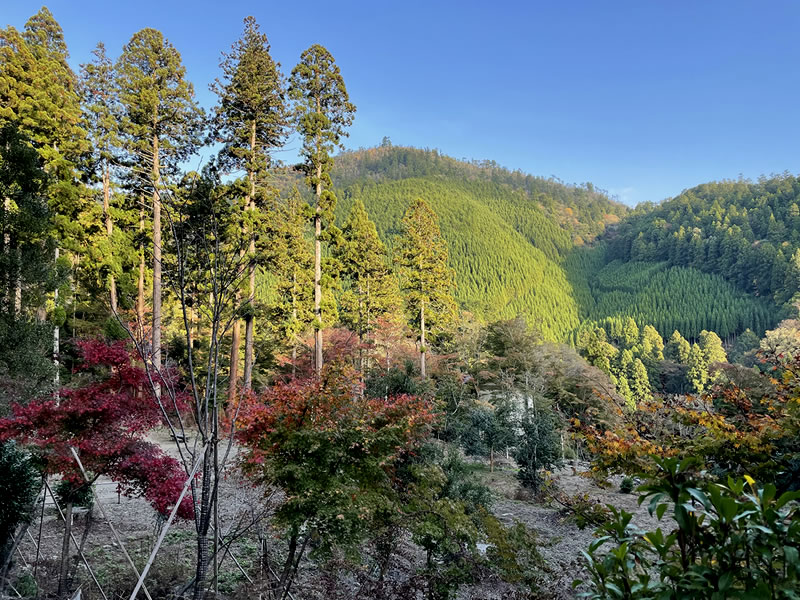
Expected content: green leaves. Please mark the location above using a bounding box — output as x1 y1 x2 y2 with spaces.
116 27 204 176
289 44 355 219
211 16 288 176
581 458 800 599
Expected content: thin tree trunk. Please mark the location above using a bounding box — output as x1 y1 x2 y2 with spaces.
13 235 20 315
212 393 220 597
54 247 60 396
314 207 322 377
420 299 426 379
365 277 371 374
138 205 145 336
152 132 161 399
2 197 7 314
291 269 297 378
192 443 214 600
188 301 195 351
57 501 73 598
243 121 257 391
103 163 117 313
357 290 364 378
228 309 240 403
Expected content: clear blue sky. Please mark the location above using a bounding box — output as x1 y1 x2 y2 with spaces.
5 0 800 206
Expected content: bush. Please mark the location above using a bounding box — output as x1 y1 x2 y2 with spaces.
579 457 800 599
619 476 635 494
0 441 39 572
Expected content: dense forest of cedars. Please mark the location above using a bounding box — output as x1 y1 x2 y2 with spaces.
323 145 792 344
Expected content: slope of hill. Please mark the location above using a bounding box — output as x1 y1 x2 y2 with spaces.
334 145 628 249
331 146 628 339
326 146 792 342
606 175 800 305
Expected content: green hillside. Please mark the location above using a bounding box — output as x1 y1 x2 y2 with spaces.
607 175 800 305
328 146 790 342
337 177 581 339
331 146 628 339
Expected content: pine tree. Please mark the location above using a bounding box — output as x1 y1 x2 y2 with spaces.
395 198 458 378
116 28 204 389
289 44 355 376
212 16 288 395
336 199 400 373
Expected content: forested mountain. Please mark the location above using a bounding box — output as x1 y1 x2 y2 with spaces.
325 145 628 339
325 145 791 343
334 144 628 248
567 249 781 340
607 175 800 306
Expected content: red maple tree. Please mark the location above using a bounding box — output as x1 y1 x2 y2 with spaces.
0 340 193 519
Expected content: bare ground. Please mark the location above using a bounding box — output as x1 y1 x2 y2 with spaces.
8 432 657 600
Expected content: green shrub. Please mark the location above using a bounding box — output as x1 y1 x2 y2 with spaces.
515 407 561 490
578 457 800 599
0 441 39 570
619 476 635 494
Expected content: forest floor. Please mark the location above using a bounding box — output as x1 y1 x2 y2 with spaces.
10 431 659 600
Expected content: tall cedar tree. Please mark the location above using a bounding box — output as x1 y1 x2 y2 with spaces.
116 28 204 391
80 42 120 313
396 198 457 378
268 187 314 375
288 44 355 376
211 16 288 398
336 198 400 373
0 8 90 391
0 124 56 408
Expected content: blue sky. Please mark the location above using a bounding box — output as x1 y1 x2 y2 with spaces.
4 0 800 206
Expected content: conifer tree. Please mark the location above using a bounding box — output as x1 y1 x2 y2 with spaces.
629 357 651 406
665 330 691 364
698 329 727 365
116 28 204 388
289 44 355 376
0 124 57 406
336 198 400 372
212 16 288 395
0 7 90 389
687 342 709 393
640 324 664 362
80 42 120 313
396 198 457 378
268 187 314 375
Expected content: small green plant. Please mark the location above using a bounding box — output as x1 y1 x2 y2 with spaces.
577 457 800 599
619 476 635 494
